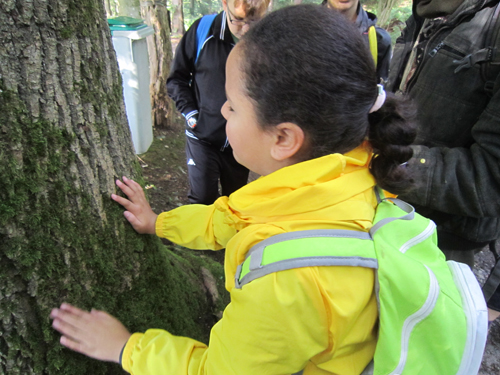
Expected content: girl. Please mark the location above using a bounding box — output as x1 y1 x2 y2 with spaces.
50 5 415 374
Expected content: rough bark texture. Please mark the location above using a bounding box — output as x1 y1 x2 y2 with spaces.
141 0 177 129
0 0 226 373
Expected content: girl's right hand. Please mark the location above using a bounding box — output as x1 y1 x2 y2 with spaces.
112 177 158 235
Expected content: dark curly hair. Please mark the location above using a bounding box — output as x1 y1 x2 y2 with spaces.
238 4 416 194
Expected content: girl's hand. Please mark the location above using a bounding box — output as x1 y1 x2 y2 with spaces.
112 176 158 234
50 303 131 363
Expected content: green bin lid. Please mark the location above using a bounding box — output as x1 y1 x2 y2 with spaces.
108 16 148 31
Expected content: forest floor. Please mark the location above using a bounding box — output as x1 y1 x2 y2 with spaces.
139 121 500 374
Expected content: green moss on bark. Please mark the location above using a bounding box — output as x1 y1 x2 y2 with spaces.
0 54 228 375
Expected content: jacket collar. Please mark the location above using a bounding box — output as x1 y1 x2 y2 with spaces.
411 0 498 27
215 144 376 231
355 3 378 32
211 11 235 44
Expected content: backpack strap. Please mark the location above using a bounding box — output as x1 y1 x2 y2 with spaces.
369 198 415 236
368 25 378 67
195 13 217 64
235 229 377 289
482 1 500 95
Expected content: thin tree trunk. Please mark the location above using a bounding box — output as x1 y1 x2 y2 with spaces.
376 0 400 28
171 0 186 36
0 0 225 373
141 0 177 129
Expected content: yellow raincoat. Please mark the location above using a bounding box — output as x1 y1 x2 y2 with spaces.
122 145 379 375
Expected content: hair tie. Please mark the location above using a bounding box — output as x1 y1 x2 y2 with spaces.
369 84 386 113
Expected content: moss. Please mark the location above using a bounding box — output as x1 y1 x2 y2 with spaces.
59 27 73 39
1 89 223 373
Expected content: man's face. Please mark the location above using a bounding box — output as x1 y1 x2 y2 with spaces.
415 0 465 18
222 0 268 39
326 0 359 19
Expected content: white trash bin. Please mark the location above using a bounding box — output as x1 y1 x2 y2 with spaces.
109 17 154 154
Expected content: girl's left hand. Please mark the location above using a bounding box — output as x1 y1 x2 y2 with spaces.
112 176 158 234
50 303 131 363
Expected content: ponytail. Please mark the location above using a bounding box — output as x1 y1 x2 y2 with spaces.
368 93 417 195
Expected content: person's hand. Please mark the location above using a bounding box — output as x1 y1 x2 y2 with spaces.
488 307 500 322
111 176 158 234
50 303 132 363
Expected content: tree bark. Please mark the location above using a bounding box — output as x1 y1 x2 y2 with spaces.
171 0 186 36
0 0 225 373
376 0 400 28
141 1 178 129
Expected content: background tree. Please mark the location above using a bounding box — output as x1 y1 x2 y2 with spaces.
0 0 226 373
141 0 177 128
105 0 176 129
171 0 187 35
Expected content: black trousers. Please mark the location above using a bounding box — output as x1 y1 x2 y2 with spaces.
185 136 249 204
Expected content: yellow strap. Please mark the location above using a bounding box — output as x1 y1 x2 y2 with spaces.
368 25 378 67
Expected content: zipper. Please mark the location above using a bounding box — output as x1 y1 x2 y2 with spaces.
428 42 466 59
428 42 444 57
406 25 452 92
389 266 439 375
406 10 475 92
398 221 436 254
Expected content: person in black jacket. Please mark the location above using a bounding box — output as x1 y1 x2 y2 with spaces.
167 0 270 204
387 0 500 322
322 0 392 83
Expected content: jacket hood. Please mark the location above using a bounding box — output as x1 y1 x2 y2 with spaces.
412 0 499 24
218 144 376 229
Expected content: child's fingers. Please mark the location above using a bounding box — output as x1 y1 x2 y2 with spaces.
120 177 143 196
115 179 136 199
122 176 142 191
111 194 132 209
123 212 142 230
51 305 91 332
52 317 81 340
59 303 86 316
60 335 89 357
116 178 147 203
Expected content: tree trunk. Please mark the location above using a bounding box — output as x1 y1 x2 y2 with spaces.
376 0 400 28
171 0 186 36
0 0 225 373
141 1 178 129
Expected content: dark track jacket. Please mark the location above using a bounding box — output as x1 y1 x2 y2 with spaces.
167 12 233 148
355 5 392 83
387 0 500 246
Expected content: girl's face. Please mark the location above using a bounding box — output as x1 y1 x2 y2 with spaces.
221 46 279 176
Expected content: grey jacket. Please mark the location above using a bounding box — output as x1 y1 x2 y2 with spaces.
387 0 500 246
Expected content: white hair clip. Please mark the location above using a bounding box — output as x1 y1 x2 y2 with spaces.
369 84 387 113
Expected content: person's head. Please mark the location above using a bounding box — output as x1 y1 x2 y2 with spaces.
222 0 270 39
325 0 359 22
222 4 416 193
414 0 465 18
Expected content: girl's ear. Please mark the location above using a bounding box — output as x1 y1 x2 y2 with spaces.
270 123 305 162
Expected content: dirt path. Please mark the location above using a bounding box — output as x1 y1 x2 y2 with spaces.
142 126 500 373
